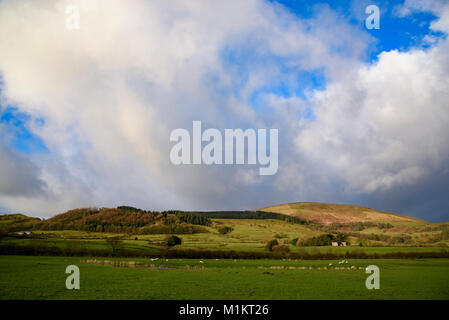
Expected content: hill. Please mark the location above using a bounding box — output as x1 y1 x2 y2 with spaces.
0 207 211 235
1 204 448 253
258 202 426 225
0 213 40 224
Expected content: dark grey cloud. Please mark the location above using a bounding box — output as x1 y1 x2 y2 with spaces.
0 134 46 197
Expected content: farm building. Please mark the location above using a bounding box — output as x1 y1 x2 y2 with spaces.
16 231 33 236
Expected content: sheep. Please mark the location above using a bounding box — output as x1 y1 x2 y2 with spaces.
199 260 204 264
328 263 333 267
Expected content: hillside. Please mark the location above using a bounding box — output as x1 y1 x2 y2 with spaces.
258 202 426 225
1 204 448 250
0 213 41 233
0 207 210 235
0 213 40 224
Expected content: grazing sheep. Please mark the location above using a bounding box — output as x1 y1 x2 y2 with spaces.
199 260 204 264
328 263 333 267
351 266 356 270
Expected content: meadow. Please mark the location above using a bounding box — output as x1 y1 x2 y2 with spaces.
1 227 447 259
0 255 448 300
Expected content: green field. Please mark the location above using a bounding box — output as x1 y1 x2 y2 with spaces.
1 208 448 300
2 231 447 258
1 255 448 299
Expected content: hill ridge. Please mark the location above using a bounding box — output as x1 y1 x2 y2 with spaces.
258 201 426 224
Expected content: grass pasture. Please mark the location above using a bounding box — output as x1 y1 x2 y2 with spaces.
0 255 448 300
2 230 447 258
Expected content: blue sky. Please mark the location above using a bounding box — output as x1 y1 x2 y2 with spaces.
0 0 448 222
0 106 48 154
277 0 444 57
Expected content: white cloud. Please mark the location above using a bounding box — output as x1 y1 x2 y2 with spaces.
0 0 370 216
294 29 449 195
0 0 448 221
395 0 449 33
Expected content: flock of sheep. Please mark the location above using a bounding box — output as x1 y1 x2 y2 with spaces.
84 258 363 271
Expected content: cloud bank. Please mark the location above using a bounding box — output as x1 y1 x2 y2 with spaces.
0 0 448 221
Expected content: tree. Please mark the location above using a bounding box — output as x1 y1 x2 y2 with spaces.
265 239 279 252
165 235 182 247
218 226 233 234
334 232 347 242
106 237 123 255
298 234 334 246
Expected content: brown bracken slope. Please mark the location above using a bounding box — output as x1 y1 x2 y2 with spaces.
258 202 426 225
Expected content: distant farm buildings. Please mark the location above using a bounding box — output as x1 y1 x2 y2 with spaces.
16 231 33 236
332 241 347 247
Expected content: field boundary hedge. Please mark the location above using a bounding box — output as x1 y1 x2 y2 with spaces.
0 243 448 260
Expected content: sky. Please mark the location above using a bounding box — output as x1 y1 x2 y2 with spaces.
0 0 448 222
